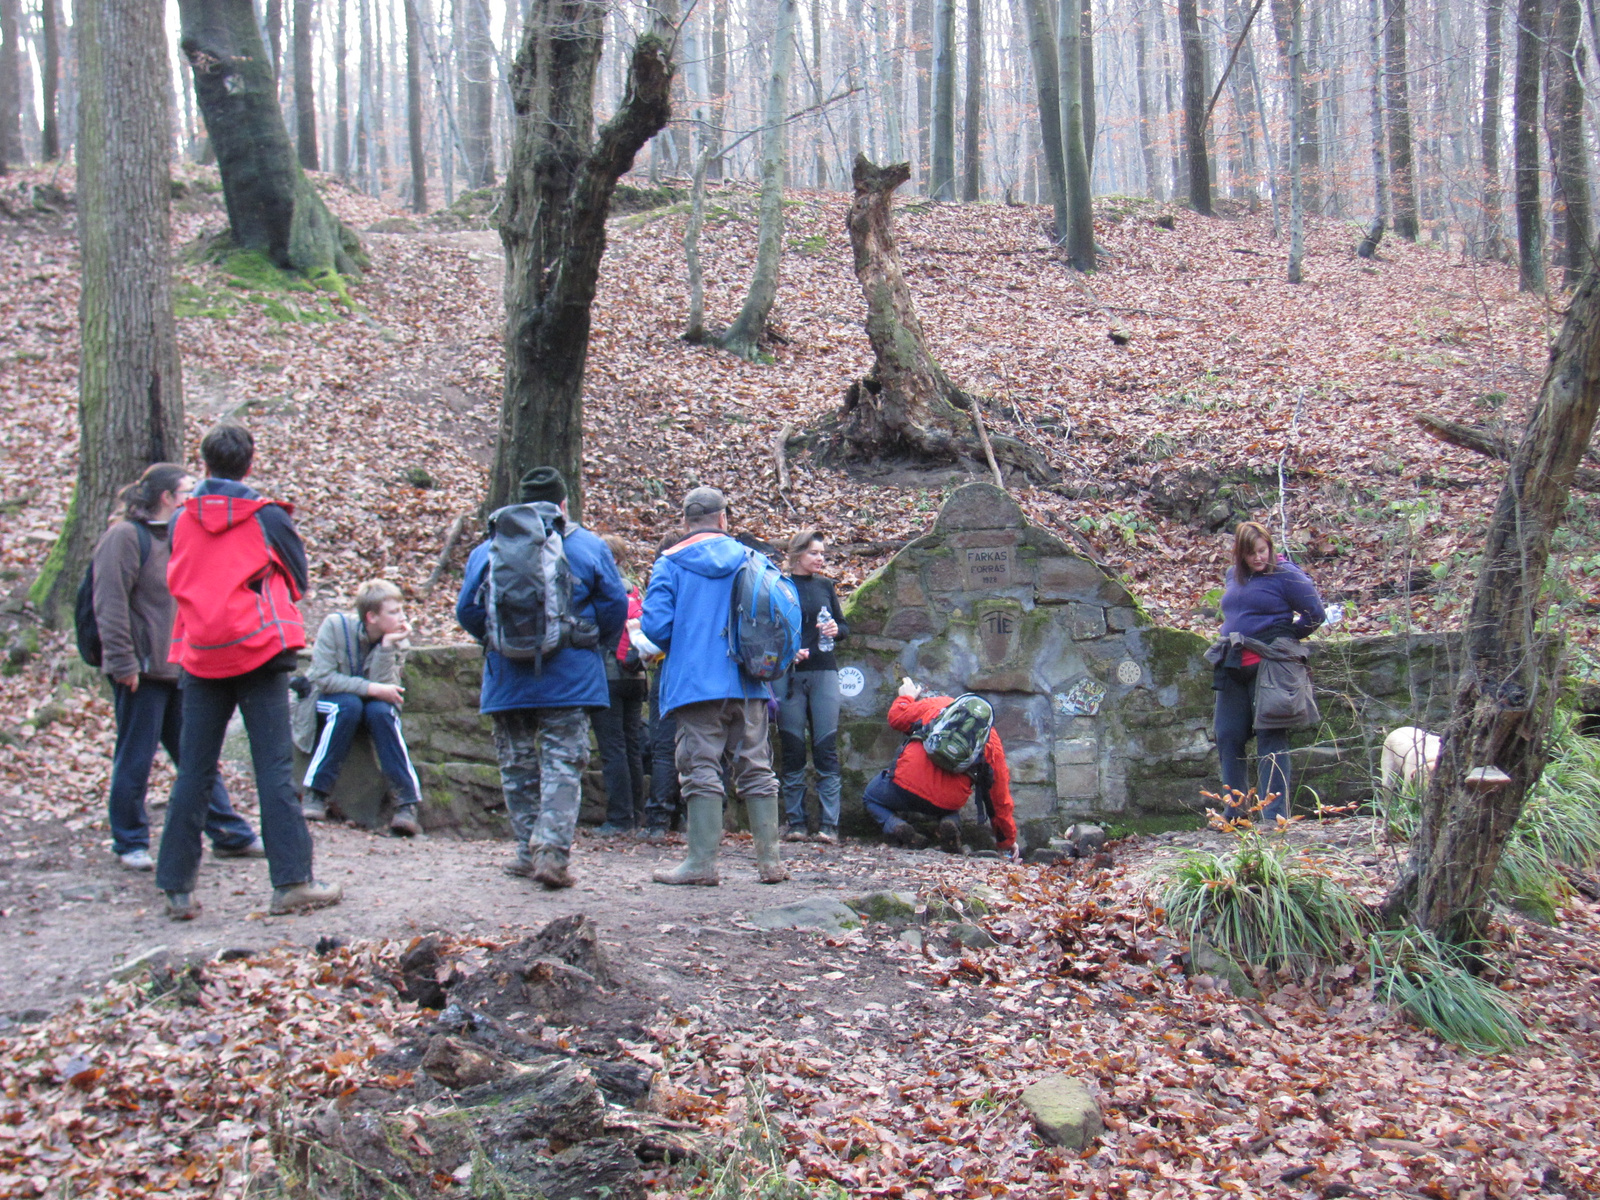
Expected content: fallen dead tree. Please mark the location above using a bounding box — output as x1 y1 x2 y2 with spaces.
1415 412 1600 492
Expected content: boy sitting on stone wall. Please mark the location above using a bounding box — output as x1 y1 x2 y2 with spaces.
293 579 424 836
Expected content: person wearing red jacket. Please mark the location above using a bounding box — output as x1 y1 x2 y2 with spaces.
864 678 1018 855
154 422 342 921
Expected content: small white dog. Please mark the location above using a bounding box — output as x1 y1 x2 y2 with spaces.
1380 726 1441 791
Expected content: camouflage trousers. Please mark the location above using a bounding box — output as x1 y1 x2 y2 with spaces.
491 707 591 860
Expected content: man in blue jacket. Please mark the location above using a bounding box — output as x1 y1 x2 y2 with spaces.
457 468 627 889
641 487 798 886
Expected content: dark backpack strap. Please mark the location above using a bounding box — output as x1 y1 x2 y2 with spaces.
134 521 152 565
969 759 994 824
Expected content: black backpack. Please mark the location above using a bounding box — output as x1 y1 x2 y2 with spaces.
479 503 598 670
76 522 153 668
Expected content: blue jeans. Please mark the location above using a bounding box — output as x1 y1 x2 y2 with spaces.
156 666 314 892
1214 671 1292 820
594 677 647 826
862 768 950 831
779 669 842 832
109 679 255 855
303 691 422 805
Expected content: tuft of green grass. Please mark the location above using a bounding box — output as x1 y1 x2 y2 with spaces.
1162 835 1367 975
1369 928 1528 1051
689 1079 848 1199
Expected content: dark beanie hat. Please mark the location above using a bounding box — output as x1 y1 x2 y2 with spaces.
519 466 567 505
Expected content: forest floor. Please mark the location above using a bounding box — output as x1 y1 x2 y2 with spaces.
1 165 1599 1197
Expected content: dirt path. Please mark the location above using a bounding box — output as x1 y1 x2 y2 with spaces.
0 811 991 1021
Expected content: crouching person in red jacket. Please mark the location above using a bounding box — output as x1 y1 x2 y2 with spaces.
863 678 1018 857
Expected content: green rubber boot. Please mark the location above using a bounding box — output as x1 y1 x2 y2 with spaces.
748 794 790 883
652 795 723 886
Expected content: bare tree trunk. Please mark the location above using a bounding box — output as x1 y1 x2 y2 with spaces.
32 0 184 625
266 0 284 85
1287 0 1304 280
960 0 980 200
716 0 797 359
491 0 671 516
1177 0 1211 215
812 0 828 187
1384 0 1418 240
1385 270 1600 950
708 0 727 179
1024 0 1069 237
406 0 426 210
1546 0 1589 285
930 0 956 198
0 0 22 165
294 0 318 169
1133 1 1160 198
39 0 58 160
913 0 931 188
831 155 1052 479
1078 0 1094 178
335 0 350 178
461 0 495 186
1057 0 1095 265
1514 0 1546 291
1480 0 1503 257
178 0 364 275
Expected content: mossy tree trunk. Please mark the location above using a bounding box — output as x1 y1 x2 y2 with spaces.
1546 0 1590 287
1383 271 1600 952
31 0 185 626
833 155 1052 482
489 0 672 518
293 0 318 169
714 0 797 361
178 0 364 277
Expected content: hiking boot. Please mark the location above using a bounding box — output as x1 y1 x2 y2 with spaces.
165 891 201 921
815 827 838 846
531 846 574 890
782 826 810 843
749 795 789 884
389 805 423 837
884 818 928 849
639 822 671 842
653 795 721 886
937 816 963 854
269 880 344 915
301 790 330 821
504 857 537 879
119 848 155 871
213 836 266 859
593 822 632 837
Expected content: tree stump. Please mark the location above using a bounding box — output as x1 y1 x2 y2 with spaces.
829 154 1053 483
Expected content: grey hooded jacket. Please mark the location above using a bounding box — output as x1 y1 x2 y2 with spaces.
1204 632 1320 730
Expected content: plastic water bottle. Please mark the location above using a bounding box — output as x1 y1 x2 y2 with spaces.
816 607 834 653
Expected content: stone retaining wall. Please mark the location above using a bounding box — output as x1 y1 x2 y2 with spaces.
331 484 1469 843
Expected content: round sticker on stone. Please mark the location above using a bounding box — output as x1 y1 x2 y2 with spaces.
1116 659 1142 686
837 666 866 698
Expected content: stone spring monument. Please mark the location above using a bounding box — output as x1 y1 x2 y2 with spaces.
314 483 1465 846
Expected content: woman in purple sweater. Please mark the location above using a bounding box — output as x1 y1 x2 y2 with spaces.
1214 521 1325 821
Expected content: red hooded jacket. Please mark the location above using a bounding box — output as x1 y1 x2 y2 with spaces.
888 694 1017 849
167 491 306 678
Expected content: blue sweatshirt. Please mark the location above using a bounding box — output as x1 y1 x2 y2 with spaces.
1219 558 1326 641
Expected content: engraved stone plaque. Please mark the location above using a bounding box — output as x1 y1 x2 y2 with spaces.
976 604 1020 666
962 544 1014 589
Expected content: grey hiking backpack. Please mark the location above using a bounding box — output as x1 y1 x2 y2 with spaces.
480 503 598 669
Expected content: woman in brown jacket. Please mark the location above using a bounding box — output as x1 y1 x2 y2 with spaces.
93 463 260 870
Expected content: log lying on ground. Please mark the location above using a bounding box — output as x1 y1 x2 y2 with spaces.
1414 413 1600 492
825 154 1054 484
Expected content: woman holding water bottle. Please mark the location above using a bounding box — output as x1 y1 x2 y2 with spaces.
779 530 849 844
